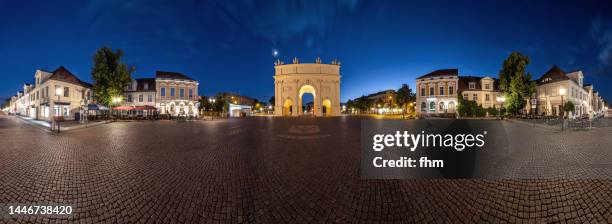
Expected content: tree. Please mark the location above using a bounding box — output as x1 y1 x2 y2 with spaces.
269 96 275 107
563 101 575 113
346 99 354 113
498 52 536 115
213 94 228 113
352 96 372 113
91 47 134 106
199 96 213 111
396 84 416 117
251 99 261 111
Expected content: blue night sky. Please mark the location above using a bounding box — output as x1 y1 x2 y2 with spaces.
1 0 612 103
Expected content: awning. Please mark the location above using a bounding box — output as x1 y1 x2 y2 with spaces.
87 104 109 111
133 105 157 111
112 106 134 111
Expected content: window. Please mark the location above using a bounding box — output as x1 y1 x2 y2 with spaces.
36 91 39 100
189 89 193 98
64 87 69 97
148 95 153 102
463 94 468 99
62 105 69 116
449 86 454 95
473 94 477 101
170 88 175 97
161 87 166 97
179 88 185 98
429 101 435 112
439 102 445 111
429 87 434 96
421 88 425 96
469 82 475 89
485 94 490 101
127 95 133 103
144 83 149 90
45 87 49 98
421 102 426 112
138 94 143 102
439 86 444 96
54 105 60 116
484 84 490 90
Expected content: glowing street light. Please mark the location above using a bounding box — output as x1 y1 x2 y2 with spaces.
559 88 566 131
273 50 279 57
496 96 506 119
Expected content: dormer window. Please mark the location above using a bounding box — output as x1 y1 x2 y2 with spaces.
484 84 490 90
469 82 476 89
144 83 149 90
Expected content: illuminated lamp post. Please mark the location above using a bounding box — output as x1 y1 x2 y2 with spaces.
54 87 62 133
559 88 566 131
209 98 216 120
496 96 506 120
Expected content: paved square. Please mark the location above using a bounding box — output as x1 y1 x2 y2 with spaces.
0 115 611 223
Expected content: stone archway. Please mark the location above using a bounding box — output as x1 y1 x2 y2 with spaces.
298 85 316 115
283 98 293 116
322 99 331 116
273 57 341 116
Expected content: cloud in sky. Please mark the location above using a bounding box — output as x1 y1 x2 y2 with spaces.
590 17 612 73
206 0 360 50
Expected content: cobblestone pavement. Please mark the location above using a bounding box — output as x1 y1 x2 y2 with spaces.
0 115 611 223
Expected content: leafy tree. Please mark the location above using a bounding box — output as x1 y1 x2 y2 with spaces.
352 96 372 113
269 96 275 107
91 47 134 106
199 96 213 111
251 99 261 110
563 101 575 113
213 94 229 112
498 52 536 115
346 99 354 113
396 84 416 116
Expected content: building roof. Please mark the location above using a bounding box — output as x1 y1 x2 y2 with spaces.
50 66 92 87
457 76 499 91
417 69 458 79
48 66 93 88
155 71 195 81
537 65 569 85
129 78 156 92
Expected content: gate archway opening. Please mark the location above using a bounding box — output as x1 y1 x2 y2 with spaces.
298 85 316 116
322 99 331 116
283 99 293 116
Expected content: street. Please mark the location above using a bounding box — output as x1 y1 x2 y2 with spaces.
0 115 611 223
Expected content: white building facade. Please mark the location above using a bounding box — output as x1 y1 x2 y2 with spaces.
8 67 92 121
416 69 459 116
155 71 199 118
458 76 503 109
534 66 606 118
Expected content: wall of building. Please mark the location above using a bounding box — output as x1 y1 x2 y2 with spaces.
155 79 199 117
416 76 458 115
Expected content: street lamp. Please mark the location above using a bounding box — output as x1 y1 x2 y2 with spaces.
208 98 216 120
496 96 506 119
559 88 566 131
54 87 62 133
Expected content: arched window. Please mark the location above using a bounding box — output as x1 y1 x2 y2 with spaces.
421 102 426 112
429 102 435 112
448 102 456 112
439 102 445 111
